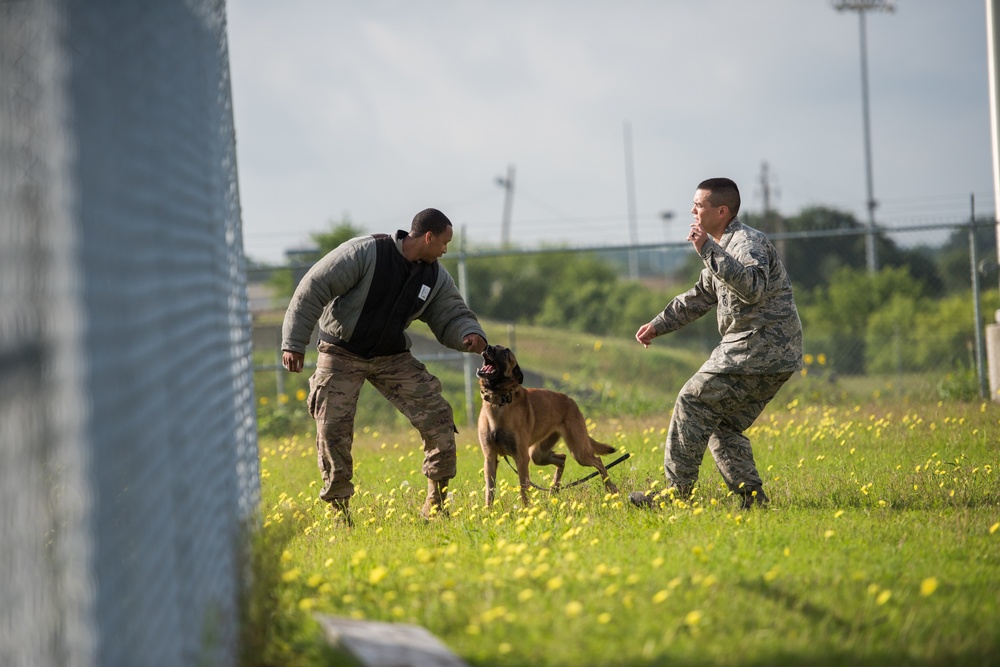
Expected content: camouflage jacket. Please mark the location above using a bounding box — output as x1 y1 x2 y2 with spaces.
651 219 803 374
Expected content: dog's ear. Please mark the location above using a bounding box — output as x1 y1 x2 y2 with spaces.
513 364 524 385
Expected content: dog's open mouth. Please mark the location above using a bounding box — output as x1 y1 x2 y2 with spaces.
477 346 500 379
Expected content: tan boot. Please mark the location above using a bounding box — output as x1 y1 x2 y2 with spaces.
330 497 354 527
421 478 450 519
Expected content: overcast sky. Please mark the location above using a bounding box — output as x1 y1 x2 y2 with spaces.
226 1 994 265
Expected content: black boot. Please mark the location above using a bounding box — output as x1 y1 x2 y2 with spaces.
739 486 769 510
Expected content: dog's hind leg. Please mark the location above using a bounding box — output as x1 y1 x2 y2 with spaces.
530 433 566 493
565 425 620 495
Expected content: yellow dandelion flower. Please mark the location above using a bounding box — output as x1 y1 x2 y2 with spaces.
296 388 307 401
518 589 534 602
307 574 324 588
368 566 388 585
547 576 564 591
278 393 289 404
876 590 892 605
652 590 670 604
598 612 612 624
565 601 584 618
499 643 512 654
259 396 269 406
440 590 457 604
298 598 317 611
594 340 603 351
804 353 814 365
824 530 835 539
990 522 999 535
466 624 481 635
281 568 301 582
920 577 938 596
685 610 702 627
817 353 827 365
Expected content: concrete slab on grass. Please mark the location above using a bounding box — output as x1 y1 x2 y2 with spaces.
316 615 469 667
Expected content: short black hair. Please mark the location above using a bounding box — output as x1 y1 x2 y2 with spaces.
411 208 453 236
697 177 741 217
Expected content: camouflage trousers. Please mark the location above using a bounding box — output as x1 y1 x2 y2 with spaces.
664 371 792 496
307 341 458 502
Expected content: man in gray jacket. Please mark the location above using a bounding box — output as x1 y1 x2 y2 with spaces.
632 178 802 509
282 208 487 524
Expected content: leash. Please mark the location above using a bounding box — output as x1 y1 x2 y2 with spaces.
502 452 632 492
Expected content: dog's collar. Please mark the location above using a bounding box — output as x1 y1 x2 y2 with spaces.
481 389 513 406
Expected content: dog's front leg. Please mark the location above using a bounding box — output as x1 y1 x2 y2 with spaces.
515 449 532 506
483 451 498 507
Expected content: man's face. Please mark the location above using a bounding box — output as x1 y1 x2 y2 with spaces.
422 226 453 263
691 189 727 234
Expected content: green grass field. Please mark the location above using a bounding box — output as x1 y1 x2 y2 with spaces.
245 406 1000 666
243 323 1000 666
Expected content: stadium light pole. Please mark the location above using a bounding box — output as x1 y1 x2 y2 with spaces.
834 0 894 274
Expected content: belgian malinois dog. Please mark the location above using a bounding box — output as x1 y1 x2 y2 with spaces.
476 345 619 506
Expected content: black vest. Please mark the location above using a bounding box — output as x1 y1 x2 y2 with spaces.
326 233 439 358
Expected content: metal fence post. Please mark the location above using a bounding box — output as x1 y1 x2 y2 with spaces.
970 196 989 398
459 225 475 428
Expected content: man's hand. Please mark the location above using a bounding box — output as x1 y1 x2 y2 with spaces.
635 323 657 349
688 222 708 253
463 333 487 354
283 350 305 373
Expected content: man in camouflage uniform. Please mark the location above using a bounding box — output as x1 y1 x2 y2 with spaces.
632 178 802 509
282 208 487 524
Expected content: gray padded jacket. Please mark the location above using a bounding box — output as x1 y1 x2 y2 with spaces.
281 232 486 356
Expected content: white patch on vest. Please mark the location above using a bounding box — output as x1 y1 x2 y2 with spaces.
418 284 431 301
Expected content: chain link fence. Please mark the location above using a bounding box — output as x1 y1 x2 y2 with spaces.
251 217 998 428
2 1 257 666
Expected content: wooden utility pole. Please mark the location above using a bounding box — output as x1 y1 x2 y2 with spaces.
497 165 515 247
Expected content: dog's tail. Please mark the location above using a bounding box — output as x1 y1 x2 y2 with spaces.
590 438 615 456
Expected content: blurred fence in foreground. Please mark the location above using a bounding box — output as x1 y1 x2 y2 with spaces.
2 1 258 666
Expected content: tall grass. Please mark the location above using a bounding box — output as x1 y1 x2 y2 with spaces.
245 397 1000 666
